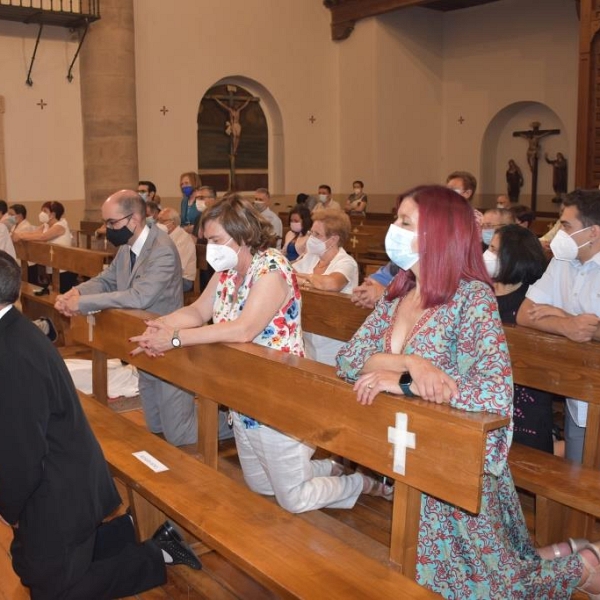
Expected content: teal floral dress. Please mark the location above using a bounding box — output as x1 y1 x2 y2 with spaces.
336 279 582 599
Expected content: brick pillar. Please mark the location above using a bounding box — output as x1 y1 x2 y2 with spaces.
79 0 138 219
0 96 6 201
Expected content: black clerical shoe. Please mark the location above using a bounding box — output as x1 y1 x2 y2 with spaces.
152 520 202 570
35 317 57 342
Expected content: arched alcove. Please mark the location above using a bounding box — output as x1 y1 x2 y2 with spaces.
197 76 284 194
480 101 568 214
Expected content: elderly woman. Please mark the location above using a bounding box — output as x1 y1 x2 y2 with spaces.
336 185 600 599
282 204 311 262
130 196 388 513
293 208 358 365
13 201 76 292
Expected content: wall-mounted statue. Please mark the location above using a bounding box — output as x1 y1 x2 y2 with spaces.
544 152 568 203
505 159 524 203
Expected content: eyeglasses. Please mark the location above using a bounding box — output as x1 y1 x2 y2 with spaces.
104 213 133 229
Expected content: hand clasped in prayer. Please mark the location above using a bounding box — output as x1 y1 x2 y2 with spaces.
129 319 175 357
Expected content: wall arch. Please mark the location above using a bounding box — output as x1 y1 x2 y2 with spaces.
201 76 284 194
480 101 568 213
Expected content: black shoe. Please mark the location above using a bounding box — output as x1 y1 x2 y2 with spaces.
152 521 202 570
34 286 50 296
40 317 57 342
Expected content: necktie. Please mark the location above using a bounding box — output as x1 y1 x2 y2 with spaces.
130 249 136 271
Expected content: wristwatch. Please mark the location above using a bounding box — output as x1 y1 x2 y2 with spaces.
171 329 182 348
399 372 415 397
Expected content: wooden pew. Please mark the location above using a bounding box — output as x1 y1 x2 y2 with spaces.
14 240 113 343
183 242 208 306
299 288 600 546
79 391 438 599
70 309 508 581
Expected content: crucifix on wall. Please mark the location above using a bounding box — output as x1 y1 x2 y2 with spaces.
206 85 260 189
512 121 560 212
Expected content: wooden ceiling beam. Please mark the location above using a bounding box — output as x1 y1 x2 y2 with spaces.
324 0 433 40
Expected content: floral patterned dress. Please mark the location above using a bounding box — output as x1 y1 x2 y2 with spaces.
213 248 304 427
336 279 582 599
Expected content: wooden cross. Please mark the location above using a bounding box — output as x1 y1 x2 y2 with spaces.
309 115 316 124
49 245 54 262
37 99 47 110
458 116 465 125
350 235 359 248
388 412 416 476
513 121 560 212
160 105 169 116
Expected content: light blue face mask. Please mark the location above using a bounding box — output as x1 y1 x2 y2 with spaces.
481 228 495 246
385 224 419 271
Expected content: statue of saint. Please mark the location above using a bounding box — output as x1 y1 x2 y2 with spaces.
545 152 568 202
505 159 524 203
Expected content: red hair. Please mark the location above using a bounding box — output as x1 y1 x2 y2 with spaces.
387 185 492 308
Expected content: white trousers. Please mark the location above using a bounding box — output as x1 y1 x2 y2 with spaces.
231 412 363 513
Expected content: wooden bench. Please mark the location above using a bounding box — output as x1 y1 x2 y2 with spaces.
79 392 438 599
300 288 600 546
14 240 113 343
70 309 508 582
183 243 208 306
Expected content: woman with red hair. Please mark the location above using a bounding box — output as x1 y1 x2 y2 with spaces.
336 185 599 598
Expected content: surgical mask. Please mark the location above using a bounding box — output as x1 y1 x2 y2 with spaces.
4 215 16 228
353 188 362 195
106 223 134 247
146 217 155 227
481 228 495 246
182 185 193 197
39 212 50 224
290 222 303 234
206 238 239 272
306 235 328 257
139 192 148 202
254 201 267 213
550 227 592 261
195 200 206 212
385 224 419 271
318 194 328 203
482 249 499 279
156 223 169 234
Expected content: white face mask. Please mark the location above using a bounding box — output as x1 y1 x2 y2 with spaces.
253 201 267 213
482 249 499 279
290 221 303 233
39 211 50 224
139 192 148 202
306 234 329 257
353 188 362 195
385 224 419 271
550 227 591 261
318 194 328 203
206 238 240 272
195 200 206 212
156 223 169 234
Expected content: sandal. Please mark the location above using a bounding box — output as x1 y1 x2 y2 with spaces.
576 542 600 599
550 537 589 558
361 474 394 502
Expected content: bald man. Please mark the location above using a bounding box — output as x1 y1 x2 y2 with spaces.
55 190 197 447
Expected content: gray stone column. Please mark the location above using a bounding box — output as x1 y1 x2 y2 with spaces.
79 0 138 219
0 96 6 201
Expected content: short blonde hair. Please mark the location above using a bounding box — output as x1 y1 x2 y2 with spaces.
312 208 351 246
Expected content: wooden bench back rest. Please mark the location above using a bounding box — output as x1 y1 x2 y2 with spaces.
71 309 506 515
299 288 600 467
79 394 437 599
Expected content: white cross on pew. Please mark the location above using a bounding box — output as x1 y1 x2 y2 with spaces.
388 412 416 476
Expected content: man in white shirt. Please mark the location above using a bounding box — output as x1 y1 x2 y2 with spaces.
254 188 283 247
314 184 342 213
517 189 600 463
156 207 197 293
0 201 15 259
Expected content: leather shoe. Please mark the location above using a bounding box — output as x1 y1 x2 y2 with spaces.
152 520 202 570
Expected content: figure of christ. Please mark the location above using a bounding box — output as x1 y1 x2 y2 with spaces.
513 122 561 173
213 97 252 156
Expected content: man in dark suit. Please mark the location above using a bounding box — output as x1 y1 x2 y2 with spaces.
55 190 197 447
0 250 201 599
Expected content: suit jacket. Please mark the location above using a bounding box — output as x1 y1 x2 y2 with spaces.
76 225 183 315
0 307 120 561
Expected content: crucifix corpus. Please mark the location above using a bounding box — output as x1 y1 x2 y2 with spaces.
512 121 560 212
206 85 260 190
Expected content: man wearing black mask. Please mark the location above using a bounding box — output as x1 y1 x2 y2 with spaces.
55 190 197 448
